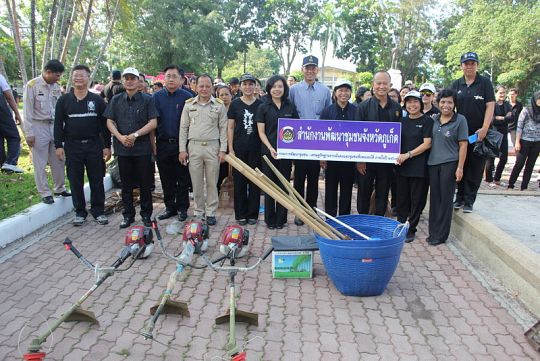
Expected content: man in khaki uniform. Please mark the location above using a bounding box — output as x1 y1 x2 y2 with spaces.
23 59 70 204
179 74 227 226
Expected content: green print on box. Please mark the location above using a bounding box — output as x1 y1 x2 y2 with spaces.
272 251 313 279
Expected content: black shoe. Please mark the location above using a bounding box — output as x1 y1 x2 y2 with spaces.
247 218 258 225
54 191 72 197
276 224 284 229
142 217 152 227
157 210 177 220
453 200 464 209
294 217 304 226
463 204 473 213
237 219 247 225
179 211 188 221
267 224 276 229
120 217 134 229
42 196 54 204
428 238 445 246
207 216 217 226
405 231 415 243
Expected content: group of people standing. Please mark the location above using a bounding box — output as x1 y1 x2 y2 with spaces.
3 51 538 248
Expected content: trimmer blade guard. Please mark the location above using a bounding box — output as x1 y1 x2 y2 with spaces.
63 306 99 325
150 299 190 317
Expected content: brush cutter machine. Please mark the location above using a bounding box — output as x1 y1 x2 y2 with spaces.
202 225 273 361
23 226 154 361
141 219 210 340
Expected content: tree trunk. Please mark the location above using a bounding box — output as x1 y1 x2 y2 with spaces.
90 0 119 81
60 0 78 64
30 0 37 78
66 0 93 90
5 0 28 85
41 0 59 68
55 0 70 59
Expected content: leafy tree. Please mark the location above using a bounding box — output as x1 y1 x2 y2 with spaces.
309 2 340 84
256 0 319 75
222 44 280 80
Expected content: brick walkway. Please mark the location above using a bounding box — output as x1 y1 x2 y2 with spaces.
1 184 539 360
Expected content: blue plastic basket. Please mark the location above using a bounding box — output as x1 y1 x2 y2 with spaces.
316 214 407 297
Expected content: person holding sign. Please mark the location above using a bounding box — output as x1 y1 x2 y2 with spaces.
256 75 299 229
354 71 402 216
394 91 433 243
427 89 468 246
289 55 332 225
319 79 357 217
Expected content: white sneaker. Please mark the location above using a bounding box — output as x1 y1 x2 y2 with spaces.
73 216 86 226
1 163 24 173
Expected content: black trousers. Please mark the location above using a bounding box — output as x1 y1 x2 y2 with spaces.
156 141 190 214
508 139 540 190
485 131 508 182
428 161 457 243
324 161 355 217
293 159 320 208
118 154 153 219
232 148 261 220
456 144 485 206
396 174 428 234
65 140 105 218
356 163 393 216
0 114 21 165
262 157 292 226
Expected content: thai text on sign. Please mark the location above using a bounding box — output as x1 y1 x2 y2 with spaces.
277 118 401 163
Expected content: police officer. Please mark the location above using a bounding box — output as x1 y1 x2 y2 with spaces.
153 65 192 221
289 55 332 225
105 67 158 228
23 59 71 204
451 52 495 213
179 74 228 226
54 65 111 226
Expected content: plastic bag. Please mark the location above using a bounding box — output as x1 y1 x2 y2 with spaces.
473 129 503 158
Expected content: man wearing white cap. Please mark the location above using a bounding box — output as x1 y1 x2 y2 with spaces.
419 83 440 117
105 67 158 228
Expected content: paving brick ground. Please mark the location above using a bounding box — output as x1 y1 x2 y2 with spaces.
1 167 539 360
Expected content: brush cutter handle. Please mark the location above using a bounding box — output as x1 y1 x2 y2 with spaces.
63 238 95 270
151 218 162 240
203 247 274 272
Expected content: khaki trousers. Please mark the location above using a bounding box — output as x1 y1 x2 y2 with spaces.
31 121 66 197
188 141 219 217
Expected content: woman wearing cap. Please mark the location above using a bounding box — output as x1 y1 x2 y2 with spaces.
419 83 440 117
395 91 433 243
227 74 262 225
507 91 540 191
256 75 299 229
320 79 357 217
427 89 468 246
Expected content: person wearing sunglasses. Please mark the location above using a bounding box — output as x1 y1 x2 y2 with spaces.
419 83 440 118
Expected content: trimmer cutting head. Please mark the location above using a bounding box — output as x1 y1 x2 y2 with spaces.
125 226 154 258
182 220 209 252
219 225 249 258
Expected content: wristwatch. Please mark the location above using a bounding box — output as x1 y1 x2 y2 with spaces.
134 132 140 139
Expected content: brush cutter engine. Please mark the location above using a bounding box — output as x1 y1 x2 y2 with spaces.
219 225 249 258
181 220 209 253
125 226 154 259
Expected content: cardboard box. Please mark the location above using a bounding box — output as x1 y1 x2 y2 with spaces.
272 251 313 279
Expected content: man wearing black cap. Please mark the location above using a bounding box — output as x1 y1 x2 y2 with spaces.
451 52 495 213
289 55 332 225
153 65 193 221
101 70 125 103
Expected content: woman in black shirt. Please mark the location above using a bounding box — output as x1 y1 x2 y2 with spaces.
256 75 299 229
395 91 433 243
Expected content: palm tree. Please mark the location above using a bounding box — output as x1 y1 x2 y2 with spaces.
41 0 59 69
5 0 28 84
310 4 341 86
66 0 94 89
30 0 36 78
90 0 121 81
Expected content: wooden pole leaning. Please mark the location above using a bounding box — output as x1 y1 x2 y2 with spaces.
261 155 348 240
225 154 345 240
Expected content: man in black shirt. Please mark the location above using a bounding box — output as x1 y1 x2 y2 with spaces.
54 65 111 226
101 70 125 103
153 65 193 221
105 67 158 228
451 52 495 213
355 71 402 216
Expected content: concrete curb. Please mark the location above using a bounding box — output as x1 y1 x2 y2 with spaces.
0 175 113 248
451 210 540 318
